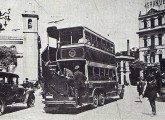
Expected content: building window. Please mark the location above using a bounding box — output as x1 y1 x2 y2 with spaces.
144 56 148 63
158 16 162 26
144 20 147 29
159 54 162 62
123 62 126 71
150 52 155 63
144 37 147 47
151 18 155 28
158 34 162 45
28 19 32 29
151 35 155 48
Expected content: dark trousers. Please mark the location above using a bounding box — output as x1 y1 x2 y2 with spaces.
149 98 156 114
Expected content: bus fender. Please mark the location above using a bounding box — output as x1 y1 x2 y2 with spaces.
90 87 104 97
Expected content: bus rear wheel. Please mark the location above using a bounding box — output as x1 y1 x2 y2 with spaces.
91 93 98 108
98 93 105 106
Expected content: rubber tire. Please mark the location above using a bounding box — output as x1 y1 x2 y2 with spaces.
0 97 5 116
98 93 105 106
91 93 99 108
119 89 124 99
27 93 35 107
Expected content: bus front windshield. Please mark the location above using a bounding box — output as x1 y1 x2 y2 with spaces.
60 30 83 45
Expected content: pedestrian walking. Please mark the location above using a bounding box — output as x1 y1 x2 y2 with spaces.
137 77 145 102
143 71 159 116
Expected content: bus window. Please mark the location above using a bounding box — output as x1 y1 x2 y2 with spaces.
84 31 91 44
85 31 90 41
72 30 83 44
102 40 106 51
100 68 104 80
105 69 109 80
94 67 99 81
111 44 115 54
60 31 71 45
109 69 112 80
91 35 96 47
13 77 18 85
112 70 116 81
0 77 4 83
107 42 111 53
88 66 94 81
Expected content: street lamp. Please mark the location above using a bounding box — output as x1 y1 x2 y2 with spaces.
0 8 11 31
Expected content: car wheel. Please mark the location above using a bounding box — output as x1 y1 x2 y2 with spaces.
91 93 98 108
98 93 105 106
0 97 5 116
27 93 35 107
119 89 124 99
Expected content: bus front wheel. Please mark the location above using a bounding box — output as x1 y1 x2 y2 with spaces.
98 93 105 106
91 93 99 108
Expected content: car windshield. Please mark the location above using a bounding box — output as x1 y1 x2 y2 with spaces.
0 77 4 84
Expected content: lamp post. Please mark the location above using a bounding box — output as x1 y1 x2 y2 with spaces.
0 8 11 31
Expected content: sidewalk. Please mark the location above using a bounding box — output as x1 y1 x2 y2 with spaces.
118 86 165 120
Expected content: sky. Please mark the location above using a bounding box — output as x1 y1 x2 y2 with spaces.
0 0 147 52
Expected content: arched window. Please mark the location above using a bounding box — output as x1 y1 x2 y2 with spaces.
150 52 155 63
28 19 32 29
151 18 155 28
158 16 162 26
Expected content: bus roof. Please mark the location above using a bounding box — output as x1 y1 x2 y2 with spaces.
57 26 114 45
0 71 19 77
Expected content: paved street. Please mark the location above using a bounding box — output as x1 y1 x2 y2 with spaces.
1 86 165 120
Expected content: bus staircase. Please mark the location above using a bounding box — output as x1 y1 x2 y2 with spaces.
42 60 89 106
42 60 71 101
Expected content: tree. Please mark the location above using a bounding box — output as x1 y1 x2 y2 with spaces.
0 46 17 72
129 60 147 85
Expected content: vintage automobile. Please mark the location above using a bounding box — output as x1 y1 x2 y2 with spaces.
0 72 35 115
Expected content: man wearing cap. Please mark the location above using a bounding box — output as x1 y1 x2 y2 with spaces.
73 65 86 106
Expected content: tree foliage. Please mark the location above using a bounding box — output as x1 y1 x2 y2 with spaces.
0 46 17 71
130 59 147 71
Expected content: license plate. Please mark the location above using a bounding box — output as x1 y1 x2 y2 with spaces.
46 95 53 99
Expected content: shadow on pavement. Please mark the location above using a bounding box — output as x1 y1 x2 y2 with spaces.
5 106 28 114
45 98 121 114
156 98 165 102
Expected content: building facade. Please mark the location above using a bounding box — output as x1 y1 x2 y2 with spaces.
0 12 40 83
116 55 134 85
116 40 135 85
137 8 165 71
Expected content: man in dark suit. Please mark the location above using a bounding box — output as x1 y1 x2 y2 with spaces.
73 65 86 106
144 71 158 116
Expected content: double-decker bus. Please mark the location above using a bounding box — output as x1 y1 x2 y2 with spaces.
42 26 124 112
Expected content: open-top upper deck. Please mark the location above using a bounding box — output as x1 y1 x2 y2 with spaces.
47 26 115 54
